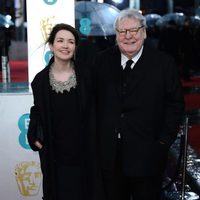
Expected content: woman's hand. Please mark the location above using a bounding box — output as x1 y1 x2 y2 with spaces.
34 140 43 149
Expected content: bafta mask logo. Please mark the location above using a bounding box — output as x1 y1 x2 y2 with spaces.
15 161 42 196
40 16 55 42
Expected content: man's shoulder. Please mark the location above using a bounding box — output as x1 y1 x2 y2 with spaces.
97 45 120 57
143 45 173 60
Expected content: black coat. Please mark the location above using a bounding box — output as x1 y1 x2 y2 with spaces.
27 58 97 200
94 45 185 176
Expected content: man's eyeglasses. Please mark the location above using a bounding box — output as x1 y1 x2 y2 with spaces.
116 25 144 36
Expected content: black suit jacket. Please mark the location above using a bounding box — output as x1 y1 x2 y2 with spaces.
94 45 185 176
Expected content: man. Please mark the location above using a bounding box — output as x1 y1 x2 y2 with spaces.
93 8 185 200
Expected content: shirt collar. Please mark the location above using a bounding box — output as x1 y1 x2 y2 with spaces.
121 46 144 69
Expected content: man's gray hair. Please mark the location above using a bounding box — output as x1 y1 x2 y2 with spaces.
114 8 146 30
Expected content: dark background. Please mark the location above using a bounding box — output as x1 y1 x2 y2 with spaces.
76 0 196 15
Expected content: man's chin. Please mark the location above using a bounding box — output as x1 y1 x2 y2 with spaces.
124 51 135 57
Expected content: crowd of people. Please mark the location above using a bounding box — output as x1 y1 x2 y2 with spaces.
27 8 185 200
146 17 200 80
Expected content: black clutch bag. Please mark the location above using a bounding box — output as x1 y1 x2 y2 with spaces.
35 119 44 143
27 106 44 150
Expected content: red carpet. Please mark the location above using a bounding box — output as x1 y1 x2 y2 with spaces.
181 76 200 87
184 94 200 111
0 60 28 82
182 77 200 155
188 124 200 155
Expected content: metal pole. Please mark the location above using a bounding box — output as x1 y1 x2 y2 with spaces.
181 116 189 200
1 28 11 83
7 61 11 82
129 0 140 10
1 55 8 83
167 0 174 13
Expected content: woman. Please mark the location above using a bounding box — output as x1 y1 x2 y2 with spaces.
27 23 95 200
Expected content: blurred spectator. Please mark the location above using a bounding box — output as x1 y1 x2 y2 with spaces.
158 20 181 66
179 18 196 80
193 24 200 70
145 25 160 49
76 36 100 68
76 35 115 68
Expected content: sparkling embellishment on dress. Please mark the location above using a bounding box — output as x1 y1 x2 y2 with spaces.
49 66 77 93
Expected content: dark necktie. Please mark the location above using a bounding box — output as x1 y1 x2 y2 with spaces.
123 59 133 79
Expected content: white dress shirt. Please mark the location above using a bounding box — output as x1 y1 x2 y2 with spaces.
121 46 144 70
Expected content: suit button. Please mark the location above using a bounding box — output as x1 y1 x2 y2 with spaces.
122 90 126 95
123 83 127 87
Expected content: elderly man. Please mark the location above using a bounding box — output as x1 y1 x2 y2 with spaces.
93 8 185 200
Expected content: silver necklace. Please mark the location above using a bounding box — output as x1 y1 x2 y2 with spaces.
49 64 77 93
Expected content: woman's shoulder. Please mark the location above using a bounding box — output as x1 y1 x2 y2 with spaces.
32 57 54 84
31 66 49 87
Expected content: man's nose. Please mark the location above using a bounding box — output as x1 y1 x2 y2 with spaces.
125 30 132 38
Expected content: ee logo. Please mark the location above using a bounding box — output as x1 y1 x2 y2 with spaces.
18 114 31 150
43 0 57 5
79 18 91 35
44 50 53 65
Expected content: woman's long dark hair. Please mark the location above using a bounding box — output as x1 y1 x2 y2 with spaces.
46 23 80 47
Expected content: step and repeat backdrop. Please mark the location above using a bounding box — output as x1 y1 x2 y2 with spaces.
27 0 74 83
0 0 74 199
0 93 41 199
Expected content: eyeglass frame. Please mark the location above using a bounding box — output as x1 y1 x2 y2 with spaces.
116 25 145 36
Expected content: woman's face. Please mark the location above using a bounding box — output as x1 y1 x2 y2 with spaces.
50 30 76 62
116 17 146 59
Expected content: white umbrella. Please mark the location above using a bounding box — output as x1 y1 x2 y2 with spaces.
190 16 200 26
157 12 186 27
144 14 161 27
0 14 14 28
75 1 120 36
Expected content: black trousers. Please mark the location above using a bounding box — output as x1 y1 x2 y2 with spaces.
102 140 163 200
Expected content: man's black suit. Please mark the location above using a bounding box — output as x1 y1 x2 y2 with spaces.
94 44 185 193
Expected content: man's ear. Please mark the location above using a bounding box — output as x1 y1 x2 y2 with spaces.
143 29 147 39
